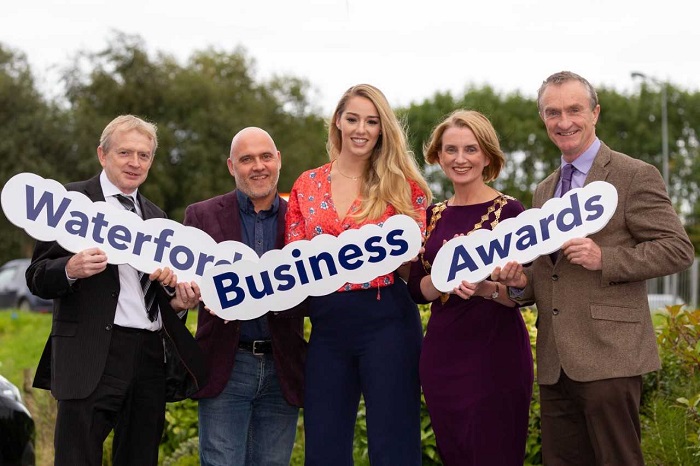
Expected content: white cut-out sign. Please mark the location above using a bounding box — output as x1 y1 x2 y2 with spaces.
1 173 258 283
199 214 422 320
431 181 618 292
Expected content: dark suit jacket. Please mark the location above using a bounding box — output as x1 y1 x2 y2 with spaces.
183 190 306 406
519 142 694 385
26 174 207 400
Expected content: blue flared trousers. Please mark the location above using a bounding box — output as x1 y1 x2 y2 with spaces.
304 281 423 466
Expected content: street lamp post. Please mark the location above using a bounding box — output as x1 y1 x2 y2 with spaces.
631 71 672 297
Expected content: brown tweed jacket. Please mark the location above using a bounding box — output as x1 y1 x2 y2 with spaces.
519 142 694 385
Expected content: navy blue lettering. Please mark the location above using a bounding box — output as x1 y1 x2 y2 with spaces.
90 213 108 244
214 272 245 308
309 252 338 279
584 195 604 221
539 214 555 241
170 245 194 270
274 264 296 291
338 244 364 270
245 271 274 299
25 186 71 227
64 211 89 236
447 246 479 281
107 225 131 250
153 229 174 261
515 225 538 250
132 231 152 255
365 236 386 263
197 253 216 276
292 248 309 284
556 193 583 232
475 233 512 265
386 229 409 256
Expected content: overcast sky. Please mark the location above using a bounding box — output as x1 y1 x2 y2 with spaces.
3 0 698 115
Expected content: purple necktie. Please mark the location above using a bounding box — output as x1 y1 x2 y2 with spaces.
551 164 576 263
560 163 574 196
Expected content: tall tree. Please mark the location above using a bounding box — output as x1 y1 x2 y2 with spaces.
0 44 70 262
60 32 327 221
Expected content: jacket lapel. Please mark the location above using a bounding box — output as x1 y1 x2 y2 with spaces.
219 191 242 242
584 142 612 185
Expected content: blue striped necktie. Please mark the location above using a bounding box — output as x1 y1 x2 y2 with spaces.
115 194 158 321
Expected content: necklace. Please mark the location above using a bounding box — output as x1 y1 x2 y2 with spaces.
421 193 513 303
334 161 362 181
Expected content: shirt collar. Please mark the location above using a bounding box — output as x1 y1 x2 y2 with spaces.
236 189 280 216
100 170 139 200
561 138 600 175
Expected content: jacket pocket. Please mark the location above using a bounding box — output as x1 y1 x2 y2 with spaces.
51 320 78 336
590 304 640 323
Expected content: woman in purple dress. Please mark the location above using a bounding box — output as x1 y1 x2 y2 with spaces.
408 110 534 465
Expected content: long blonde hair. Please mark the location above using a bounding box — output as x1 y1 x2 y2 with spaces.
328 84 431 221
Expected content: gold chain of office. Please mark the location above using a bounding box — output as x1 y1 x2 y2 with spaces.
420 193 514 303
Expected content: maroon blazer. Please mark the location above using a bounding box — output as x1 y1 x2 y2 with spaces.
183 190 306 406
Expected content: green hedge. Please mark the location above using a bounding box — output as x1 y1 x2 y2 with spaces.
2 304 699 465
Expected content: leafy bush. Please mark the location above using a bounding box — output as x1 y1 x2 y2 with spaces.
642 305 700 463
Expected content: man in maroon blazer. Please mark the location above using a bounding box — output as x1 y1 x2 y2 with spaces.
494 71 694 465
184 127 306 466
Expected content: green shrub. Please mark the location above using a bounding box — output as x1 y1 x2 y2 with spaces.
642 305 700 463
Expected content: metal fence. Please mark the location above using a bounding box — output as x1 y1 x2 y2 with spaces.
647 257 699 310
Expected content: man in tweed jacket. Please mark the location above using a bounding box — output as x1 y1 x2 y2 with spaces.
494 71 694 465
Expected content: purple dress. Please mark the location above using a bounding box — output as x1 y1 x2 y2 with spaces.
408 196 534 466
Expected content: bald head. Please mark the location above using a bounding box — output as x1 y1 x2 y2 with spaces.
230 127 276 155
227 127 282 212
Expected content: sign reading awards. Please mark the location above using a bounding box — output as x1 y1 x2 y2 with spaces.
1 173 258 283
430 181 618 292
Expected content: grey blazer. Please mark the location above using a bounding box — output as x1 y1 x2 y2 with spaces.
520 142 694 385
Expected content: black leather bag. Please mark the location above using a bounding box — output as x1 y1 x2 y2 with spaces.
157 289 208 402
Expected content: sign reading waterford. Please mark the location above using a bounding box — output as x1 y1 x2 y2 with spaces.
198 214 422 320
1 173 258 283
431 181 618 292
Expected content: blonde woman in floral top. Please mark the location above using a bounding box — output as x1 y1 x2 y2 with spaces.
286 84 430 466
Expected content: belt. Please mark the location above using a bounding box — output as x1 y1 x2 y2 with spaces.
238 340 273 355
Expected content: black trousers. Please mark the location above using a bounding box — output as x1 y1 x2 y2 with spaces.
54 326 166 466
540 371 644 466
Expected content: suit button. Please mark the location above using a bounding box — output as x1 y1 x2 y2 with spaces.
105 324 113 331
552 308 560 315
552 274 559 281
111 291 118 298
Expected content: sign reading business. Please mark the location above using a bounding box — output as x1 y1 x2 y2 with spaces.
199 214 423 320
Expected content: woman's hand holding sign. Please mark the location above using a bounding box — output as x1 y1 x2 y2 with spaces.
491 261 527 289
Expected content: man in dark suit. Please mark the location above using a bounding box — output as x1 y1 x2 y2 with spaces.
25 115 206 466
494 71 694 465
184 127 306 466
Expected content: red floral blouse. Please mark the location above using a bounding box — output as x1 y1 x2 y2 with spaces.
285 162 428 291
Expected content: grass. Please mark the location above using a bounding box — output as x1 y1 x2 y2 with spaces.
0 310 50 388
0 309 56 465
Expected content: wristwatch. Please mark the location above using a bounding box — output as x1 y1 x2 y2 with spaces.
488 283 500 300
